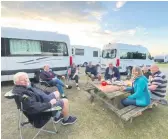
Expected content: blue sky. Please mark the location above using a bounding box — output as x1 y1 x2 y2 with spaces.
1 1 168 56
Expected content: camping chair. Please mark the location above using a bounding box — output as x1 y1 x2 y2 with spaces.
14 94 62 139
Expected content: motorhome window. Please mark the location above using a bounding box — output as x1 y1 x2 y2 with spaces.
93 51 98 57
102 49 116 59
75 49 84 55
42 41 68 56
148 53 153 60
1 38 5 56
9 39 42 55
120 50 146 59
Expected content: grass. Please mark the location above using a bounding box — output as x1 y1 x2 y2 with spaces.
1 69 168 139
156 63 168 68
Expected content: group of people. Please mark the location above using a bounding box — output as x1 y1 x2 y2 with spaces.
11 62 167 129
121 65 168 107
85 62 167 107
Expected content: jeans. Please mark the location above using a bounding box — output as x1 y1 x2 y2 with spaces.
121 98 136 107
47 78 65 95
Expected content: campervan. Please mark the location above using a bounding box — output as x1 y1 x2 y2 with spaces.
72 45 101 66
1 27 72 82
101 43 154 74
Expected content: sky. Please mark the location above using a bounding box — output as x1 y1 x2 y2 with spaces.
1 1 168 56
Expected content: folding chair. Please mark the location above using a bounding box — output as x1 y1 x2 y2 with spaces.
14 94 62 139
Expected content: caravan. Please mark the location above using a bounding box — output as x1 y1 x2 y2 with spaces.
72 45 101 66
101 43 154 74
1 27 73 82
154 54 168 63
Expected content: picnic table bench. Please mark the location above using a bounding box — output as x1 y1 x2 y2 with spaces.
84 80 158 126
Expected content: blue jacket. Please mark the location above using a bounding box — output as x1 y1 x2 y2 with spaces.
85 66 97 76
125 76 151 106
105 67 120 80
40 71 56 81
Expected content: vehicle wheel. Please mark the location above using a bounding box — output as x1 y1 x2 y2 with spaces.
34 71 40 83
83 62 88 67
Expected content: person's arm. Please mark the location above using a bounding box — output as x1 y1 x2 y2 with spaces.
148 77 162 91
22 93 52 114
128 80 145 99
73 68 79 78
105 67 108 79
115 67 120 80
85 66 88 74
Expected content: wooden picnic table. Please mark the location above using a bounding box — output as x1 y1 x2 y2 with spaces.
84 80 158 125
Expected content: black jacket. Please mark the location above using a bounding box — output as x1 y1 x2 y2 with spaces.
105 67 120 80
40 71 56 81
12 84 53 128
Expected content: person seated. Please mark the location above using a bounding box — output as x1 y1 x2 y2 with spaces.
85 62 101 81
148 65 168 105
67 63 80 90
40 64 72 98
104 63 120 81
142 66 152 79
12 72 77 126
120 66 151 107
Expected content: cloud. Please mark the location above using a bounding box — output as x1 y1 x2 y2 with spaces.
1 1 107 22
116 1 127 9
113 1 127 11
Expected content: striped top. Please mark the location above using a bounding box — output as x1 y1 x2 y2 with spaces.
150 71 167 98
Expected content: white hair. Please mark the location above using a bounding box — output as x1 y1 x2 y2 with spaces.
13 72 28 84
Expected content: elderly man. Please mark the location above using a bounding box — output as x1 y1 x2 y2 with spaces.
148 65 168 105
104 63 120 81
12 72 77 125
85 61 101 81
40 64 72 98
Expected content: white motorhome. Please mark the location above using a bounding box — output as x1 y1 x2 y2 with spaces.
154 54 168 63
1 27 73 82
72 45 101 66
101 43 154 74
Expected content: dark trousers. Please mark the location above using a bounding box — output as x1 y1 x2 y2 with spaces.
70 75 79 83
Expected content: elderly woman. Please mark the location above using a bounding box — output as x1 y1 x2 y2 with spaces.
68 63 80 90
120 66 151 107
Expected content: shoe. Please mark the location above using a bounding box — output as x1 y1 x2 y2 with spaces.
76 86 80 91
54 114 63 123
61 95 67 99
62 116 77 125
66 85 72 89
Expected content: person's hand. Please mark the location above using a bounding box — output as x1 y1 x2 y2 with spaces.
50 99 57 106
119 86 126 91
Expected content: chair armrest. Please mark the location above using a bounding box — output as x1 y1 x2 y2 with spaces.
43 106 62 112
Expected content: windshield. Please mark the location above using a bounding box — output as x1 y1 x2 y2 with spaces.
102 49 116 59
120 49 146 59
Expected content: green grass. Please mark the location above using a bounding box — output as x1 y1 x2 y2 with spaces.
1 73 168 139
156 63 168 68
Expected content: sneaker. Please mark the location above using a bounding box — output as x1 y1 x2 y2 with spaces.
54 114 63 123
62 116 77 125
76 86 80 91
66 85 72 89
61 95 67 99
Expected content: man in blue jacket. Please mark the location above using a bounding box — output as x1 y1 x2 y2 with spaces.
85 62 101 81
104 63 120 81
